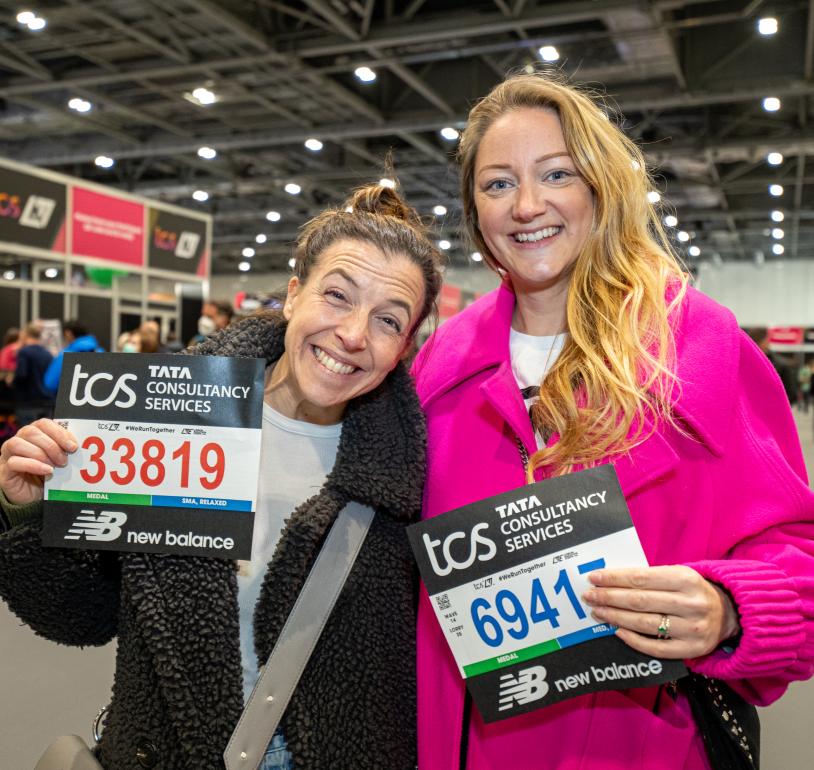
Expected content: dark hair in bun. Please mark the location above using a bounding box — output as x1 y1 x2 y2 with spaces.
292 181 443 334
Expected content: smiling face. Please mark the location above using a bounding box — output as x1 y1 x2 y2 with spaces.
474 107 594 322
267 238 425 425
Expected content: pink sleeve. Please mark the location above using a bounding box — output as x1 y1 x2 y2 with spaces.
683 335 814 706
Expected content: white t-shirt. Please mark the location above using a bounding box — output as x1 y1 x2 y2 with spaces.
237 402 342 701
509 328 566 448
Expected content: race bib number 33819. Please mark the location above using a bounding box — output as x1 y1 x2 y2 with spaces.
42 353 264 559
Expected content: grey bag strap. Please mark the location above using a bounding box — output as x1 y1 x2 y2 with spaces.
223 501 375 770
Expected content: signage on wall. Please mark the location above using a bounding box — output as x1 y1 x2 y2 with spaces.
147 207 208 276
72 186 145 266
0 165 67 252
768 327 804 345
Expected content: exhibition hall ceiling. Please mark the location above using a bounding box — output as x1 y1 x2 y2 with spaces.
0 0 811 274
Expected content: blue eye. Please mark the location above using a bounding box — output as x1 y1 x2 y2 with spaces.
546 169 573 183
486 179 511 191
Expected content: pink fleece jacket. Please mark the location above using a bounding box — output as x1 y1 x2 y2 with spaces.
412 283 814 770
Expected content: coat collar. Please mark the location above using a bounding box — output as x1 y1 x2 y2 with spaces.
415 284 738 497
191 313 426 520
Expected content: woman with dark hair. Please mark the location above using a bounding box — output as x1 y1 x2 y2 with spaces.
0 183 442 770
413 72 814 769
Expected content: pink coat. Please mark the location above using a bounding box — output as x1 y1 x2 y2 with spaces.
412 283 814 770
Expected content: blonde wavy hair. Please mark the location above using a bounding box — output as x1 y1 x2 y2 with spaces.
458 72 688 479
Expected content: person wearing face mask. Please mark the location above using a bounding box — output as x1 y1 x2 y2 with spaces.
412 72 814 770
0 183 442 770
191 299 235 346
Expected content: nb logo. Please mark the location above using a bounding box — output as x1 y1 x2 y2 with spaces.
422 523 497 577
69 363 137 408
175 231 200 259
65 510 127 542
19 195 55 229
498 665 549 712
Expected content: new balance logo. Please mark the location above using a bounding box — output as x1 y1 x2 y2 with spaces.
65 510 127 541
498 665 549 711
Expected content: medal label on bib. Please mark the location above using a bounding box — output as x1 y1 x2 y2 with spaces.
42 352 264 559
408 464 685 722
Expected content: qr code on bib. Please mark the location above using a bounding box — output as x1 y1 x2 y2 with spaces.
435 593 451 611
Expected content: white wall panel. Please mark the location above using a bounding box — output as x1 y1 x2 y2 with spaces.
696 260 814 326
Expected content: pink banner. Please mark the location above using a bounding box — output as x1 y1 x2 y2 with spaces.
768 327 804 345
72 186 144 266
439 284 462 320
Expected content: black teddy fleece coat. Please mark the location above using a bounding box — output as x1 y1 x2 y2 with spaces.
0 314 426 770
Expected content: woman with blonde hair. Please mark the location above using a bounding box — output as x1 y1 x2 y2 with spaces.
412 72 814 769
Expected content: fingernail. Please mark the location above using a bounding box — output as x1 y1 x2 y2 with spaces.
591 609 605 621
66 441 78 452
583 589 596 603
588 571 604 585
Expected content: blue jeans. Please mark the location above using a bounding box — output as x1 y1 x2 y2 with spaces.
258 729 292 770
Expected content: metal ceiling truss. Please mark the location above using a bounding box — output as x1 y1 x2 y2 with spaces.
0 0 810 273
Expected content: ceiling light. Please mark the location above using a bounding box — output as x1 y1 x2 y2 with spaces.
771 210 784 222
16 11 35 24
538 45 560 62
646 191 661 204
288 257 296 269
242 247 255 258
238 261 251 272
379 177 395 189
304 138 323 152
354 66 377 82
664 215 678 227
767 152 783 166
190 87 217 105
27 15 45 30
772 243 784 255
44 267 58 278
758 17 778 36
284 182 301 195
2 270 15 280
255 233 267 244
440 127 459 141
266 210 281 222
772 228 784 239
192 189 209 202
68 97 92 113
769 184 784 196
197 146 217 160
94 155 114 169
762 96 781 112
688 245 701 257
433 205 447 216
677 230 690 242
471 251 483 262
438 239 451 250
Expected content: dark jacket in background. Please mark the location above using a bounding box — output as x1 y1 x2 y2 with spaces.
12 343 53 405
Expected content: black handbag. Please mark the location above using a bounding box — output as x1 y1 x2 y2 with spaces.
680 673 760 770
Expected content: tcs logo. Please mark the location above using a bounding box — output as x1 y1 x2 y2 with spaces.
153 227 200 259
422 522 497 577
0 193 55 229
68 363 137 408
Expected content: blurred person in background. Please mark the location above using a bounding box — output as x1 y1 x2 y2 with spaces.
0 327 20 383
43 320 104 396
190 299 235 345
12 323 53 427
